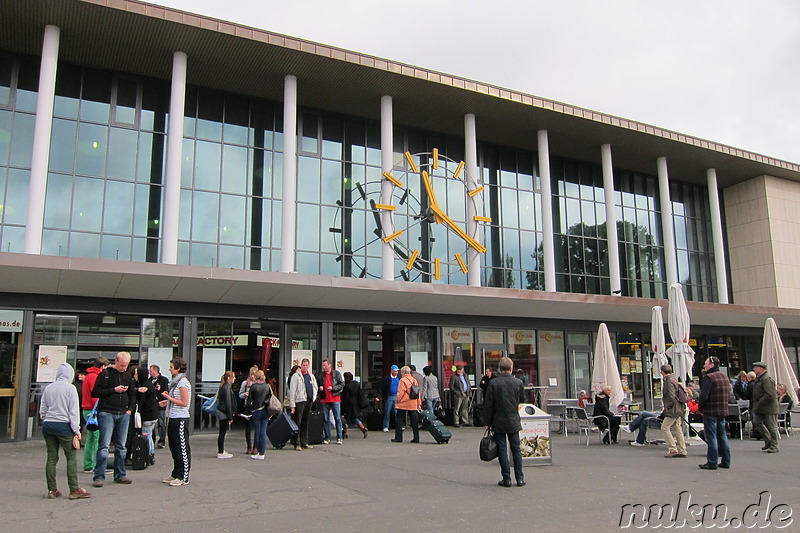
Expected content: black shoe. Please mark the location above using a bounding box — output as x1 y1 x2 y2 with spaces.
148 454 155 466
410 439 419 443
391 439 402 443
517 480 526 487
698 463 717 470
718 463 730 469
498 480 512 487
454 425 461 428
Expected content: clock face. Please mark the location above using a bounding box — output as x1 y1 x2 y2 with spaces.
380 150 489 280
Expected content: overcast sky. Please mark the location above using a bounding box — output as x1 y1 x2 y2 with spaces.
152 0 800 164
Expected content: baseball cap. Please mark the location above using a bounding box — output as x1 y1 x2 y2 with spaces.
390 365 399 371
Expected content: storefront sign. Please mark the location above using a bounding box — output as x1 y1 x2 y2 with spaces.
509 329 536 345
172 335 249 347
36 345 67 382
256 336 304 350
0 310 23 332
443 327 473 344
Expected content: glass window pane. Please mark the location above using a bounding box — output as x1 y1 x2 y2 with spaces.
80 70 112 123
48 119 77 173
5 168 29 225
221 144 247 194
218 245 245 269
134 183 159 237
0 225 24 253
296 203 319 251
103 180 134 234
0 110 11 164
107 127 138 180
219 194 246 245
10 112 35 168
194 140 221 191
223 95 249 145
53 65 81 119
14 59 39 113
75 123 108 177
137 132 165 184
191 191 219 242
114 78 138 125
44 173 73 229
189 242 216 266
71 177 103 231
70 232 101 258
321 160 341 206
297 156 320 203
178 189 191 240
41 229 69 256
101 235 131 261
196 91 223 141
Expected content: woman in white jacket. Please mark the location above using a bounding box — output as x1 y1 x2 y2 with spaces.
39 363 92 499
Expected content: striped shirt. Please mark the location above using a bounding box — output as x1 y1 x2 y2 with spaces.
168 376 191 419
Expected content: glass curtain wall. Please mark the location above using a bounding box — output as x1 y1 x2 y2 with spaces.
0 54 39 253
479 144 543 290
180 88 283 270
670 182 717 302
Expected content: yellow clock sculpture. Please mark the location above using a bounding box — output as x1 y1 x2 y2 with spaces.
379 149 490 280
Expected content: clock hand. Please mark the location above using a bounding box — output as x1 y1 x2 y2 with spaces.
430 205 486 253
421 171 443 223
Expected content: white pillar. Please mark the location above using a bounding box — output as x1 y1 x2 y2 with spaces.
465 113 480 287
706 168 729 303
280 75 298 273
601 144 621 295
657 157 678 286
24 25 60 255
160 51 187 265
537 130 556 292
380 96 394 281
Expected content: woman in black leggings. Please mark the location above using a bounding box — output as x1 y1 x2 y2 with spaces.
216 371 238 458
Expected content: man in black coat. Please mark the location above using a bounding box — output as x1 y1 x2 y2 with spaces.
484 356 525 488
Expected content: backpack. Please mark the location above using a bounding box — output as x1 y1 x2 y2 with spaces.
675 383 691 404
409 379 420 400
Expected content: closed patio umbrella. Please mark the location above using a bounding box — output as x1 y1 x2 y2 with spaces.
762 318 799 407
591 323 625 408
666 283 695 384
651 306 668 371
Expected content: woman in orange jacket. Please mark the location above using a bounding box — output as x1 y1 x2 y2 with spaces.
391 366 421 443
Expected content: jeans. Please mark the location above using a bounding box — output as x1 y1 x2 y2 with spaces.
383 396 396 430
703 415 731 467
322 401 343 440
43 425 78 492
425 398 438 413
94 411 129 482
394 409 419 442
82 409 99 470
141 419 156 456
628 411 660 444
168 418 191 482
252 409 268 455
494 431 524 484
155 410 167 444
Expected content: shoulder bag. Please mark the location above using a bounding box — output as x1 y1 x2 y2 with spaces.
85 400 100 432
201 393 219 416
479 428 498 462
266 385 282 416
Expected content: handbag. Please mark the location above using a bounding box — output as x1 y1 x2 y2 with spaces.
85 401 100 432
72 434 81 450
266 385 282 416
201 394 219 416
479 428 498 462
134 409 142 429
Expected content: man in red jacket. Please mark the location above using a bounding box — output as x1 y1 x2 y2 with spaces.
81 356 108 472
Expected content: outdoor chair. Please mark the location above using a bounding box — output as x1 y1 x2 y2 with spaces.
573 407 609 446
547 404 569 437
777 404 791 437
727 403 745 440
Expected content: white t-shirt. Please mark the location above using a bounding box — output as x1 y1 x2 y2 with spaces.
168 376 191 419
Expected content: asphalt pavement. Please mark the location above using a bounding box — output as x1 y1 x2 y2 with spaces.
2 422 799 532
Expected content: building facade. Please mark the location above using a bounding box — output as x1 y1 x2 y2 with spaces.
1 0 800 440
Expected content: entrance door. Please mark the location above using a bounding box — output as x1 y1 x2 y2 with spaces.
476 329 506 403
568 350 592 399
0 332 21 441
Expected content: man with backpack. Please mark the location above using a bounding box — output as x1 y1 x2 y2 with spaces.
659 364 687 458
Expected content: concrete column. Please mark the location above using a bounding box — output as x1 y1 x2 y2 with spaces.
537 130 556 292
601 144 621 295
465 113 480 287
160 51 187 264
280 75 298 273
657 157 678 286
706 168 729 303
24 25 60 255
380 96 394 281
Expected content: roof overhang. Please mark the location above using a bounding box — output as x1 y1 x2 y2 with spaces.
1 0 798 188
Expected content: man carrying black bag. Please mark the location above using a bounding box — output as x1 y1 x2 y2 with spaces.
484 356 525 488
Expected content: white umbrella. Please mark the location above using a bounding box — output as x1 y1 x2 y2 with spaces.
591 323 625 408
666 283 695 384
651 306 668 372
761 318 799 407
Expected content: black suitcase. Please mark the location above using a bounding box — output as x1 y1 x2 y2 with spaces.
267 412 299 449
426 418 452 444
129 434 149 470
366 410 383 432
472 404 484 427
307 410 325 445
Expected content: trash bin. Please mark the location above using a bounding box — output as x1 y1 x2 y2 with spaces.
518 403 552 466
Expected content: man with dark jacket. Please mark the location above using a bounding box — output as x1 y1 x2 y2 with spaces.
91 351 137 486
148 365 170 448
317 359 344 445
450 365 471 427
484 356 525 488
751 361 780 453
697 356 732 470
660 364 687 458
136 375 160 465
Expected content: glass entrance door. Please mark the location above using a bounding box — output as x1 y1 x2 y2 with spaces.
0 331 22 441
568 350 592 399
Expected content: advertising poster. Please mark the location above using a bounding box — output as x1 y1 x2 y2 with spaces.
201 348 226 382
147 347 174 376
37 345 68 382
335 351 356 379
292 349 313 372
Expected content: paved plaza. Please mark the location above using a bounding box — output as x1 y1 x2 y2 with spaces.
2 422 798 532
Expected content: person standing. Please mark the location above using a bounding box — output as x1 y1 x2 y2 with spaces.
136 370 160 466
148 365 169 449
40 363 92 499
289 358 318 451
391 366 420 443
91 351 136 487
161 358 191 486
659 364 687 458
316 359 344 445
484 356 525 488
697 356 732 470
421 366 440 413
751 361 780 453
450 365 471 427
341 372 368 438
216 371 238 459
378 365 400 433
80 356 108 473
247 370 271 460
239 366 258 455
479 367 494 392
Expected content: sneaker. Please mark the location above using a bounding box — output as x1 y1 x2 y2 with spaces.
161 476 177 484
217 451 233 459
113 477 132 484
336 439 343 445
301 445 313 449
322 439 330 445
83 468 93 473
629 441 645 447
92 479 104 488
47 489 63 499
169 478 189 486
664 451 678 457
767 448 779 453
69 488 92 500
157 441 165 449
294 445 301 451
250 454 265 460
383 428 389 433
621 426 633 433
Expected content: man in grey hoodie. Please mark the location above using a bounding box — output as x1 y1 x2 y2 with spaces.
39 363 92 499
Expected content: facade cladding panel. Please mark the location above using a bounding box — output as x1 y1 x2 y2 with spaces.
1 0 800 442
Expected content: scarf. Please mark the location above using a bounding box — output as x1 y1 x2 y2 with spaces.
168 373 186 395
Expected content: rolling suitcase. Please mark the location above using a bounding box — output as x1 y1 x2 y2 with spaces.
267 411 299 449
129 434 149 470
420 409 451 444
307 410 325 445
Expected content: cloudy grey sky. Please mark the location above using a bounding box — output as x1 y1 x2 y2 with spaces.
152 0 800 163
